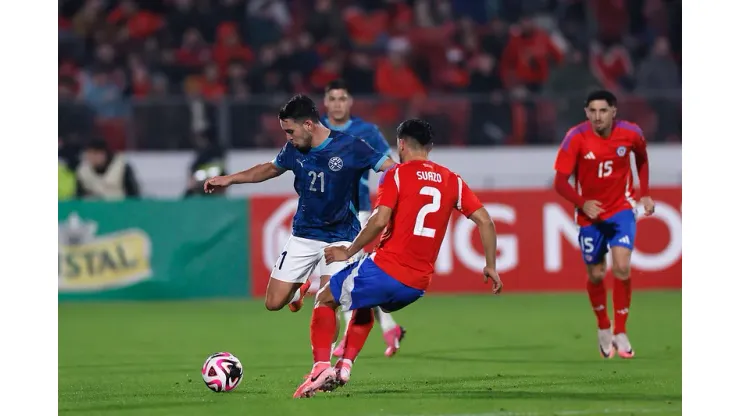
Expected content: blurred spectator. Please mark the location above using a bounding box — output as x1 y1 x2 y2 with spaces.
636 37 681 141
375 38 426 100
469 54 504 93
344 5 390 47
212 22 254 74
168 0 213 45
436 48 470 92
414 0 453 29
72 0 106 40
545 50 601 136
76 139 141 200
185 134 227 197
247 0 291 48
128 54 152 98
306 0 346 45
226 60 250 97
500 14 564 92
59 157 78 201
546 50 599 96
343 52 375 95
467 54 510 145
188 62 227 101
636 37 679 92
175 28 212 71
481 18 510 61
309 56 342 93
106 0 163 41
292 33 321 77
80 67 127 120
589 35 634 92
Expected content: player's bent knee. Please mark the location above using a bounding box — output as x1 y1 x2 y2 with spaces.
612 264 631 279
587 263 607 283
264 299 286 311
264 294 289 311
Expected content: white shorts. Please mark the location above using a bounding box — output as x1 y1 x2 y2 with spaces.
270 235 353 284
358 211 371 229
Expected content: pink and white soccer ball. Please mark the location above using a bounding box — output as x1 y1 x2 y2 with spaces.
201 352 244 392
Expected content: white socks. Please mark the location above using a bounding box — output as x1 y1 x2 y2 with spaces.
375 308 398 332
340 308 398 335
342 310 353 336
289 289 301 304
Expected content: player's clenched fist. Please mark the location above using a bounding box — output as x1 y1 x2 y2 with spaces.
582 200 604 220
204 175 233 193
640 196 655 216
324 246 350 264
483 266 503 294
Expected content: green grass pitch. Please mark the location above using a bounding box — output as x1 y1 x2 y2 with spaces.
59 291 681 415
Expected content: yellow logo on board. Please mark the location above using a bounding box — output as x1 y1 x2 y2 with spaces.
58 213 152 292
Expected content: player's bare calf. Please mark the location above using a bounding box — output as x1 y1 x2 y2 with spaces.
264 278 304 311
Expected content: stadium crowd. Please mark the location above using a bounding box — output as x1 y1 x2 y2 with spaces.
58 0 681 199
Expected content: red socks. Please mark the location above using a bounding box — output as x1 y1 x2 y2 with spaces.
586 280 611 330
613 279 632 334
310 305 337 363
342 308 374 362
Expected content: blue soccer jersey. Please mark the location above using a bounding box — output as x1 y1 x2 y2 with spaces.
272 130 389 243
322 116 392 212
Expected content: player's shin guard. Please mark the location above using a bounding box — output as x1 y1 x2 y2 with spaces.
310 305 337 363
587 280 611 330
342 308 375 362
613 278 632 334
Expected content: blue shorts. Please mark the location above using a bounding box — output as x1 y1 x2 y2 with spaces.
328 255 425 312
578 209 636 265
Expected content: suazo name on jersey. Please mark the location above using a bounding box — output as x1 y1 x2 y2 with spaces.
272 130 389 243
322 116 392 212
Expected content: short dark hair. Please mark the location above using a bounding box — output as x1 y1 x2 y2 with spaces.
585 90 617 107
279 94 320 122
325 79 350 94
397 119 434 146
85 138 109 152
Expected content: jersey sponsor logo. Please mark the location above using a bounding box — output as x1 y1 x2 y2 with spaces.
328 157 344 172
616 146 627 157
584 152 596 160
58 213 153 292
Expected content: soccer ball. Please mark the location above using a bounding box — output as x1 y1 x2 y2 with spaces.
201 352 244 392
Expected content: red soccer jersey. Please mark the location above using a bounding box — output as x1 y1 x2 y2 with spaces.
372 160 483 291
553 120 648 226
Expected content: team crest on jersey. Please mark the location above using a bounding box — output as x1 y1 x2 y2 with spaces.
328 156 343 172
616 146 627 157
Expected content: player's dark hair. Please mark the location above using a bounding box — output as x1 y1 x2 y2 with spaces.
278 94 320 122
85 138 109 152
585 90 617 107
397 119 434 147
325 79 350 95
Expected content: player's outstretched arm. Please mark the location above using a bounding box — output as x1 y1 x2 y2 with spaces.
228 162 285 184
324 206 392 264
204 162 285 193
469 207 503 294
